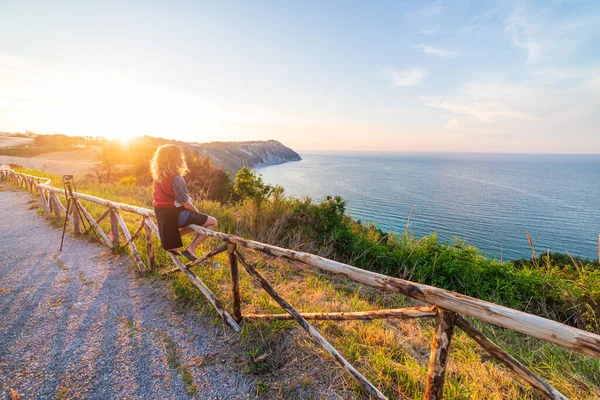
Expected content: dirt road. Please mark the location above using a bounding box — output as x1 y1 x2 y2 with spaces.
0 185 254 399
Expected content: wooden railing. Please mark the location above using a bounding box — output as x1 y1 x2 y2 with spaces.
2 167 599 400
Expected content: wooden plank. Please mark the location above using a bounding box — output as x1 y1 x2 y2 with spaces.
49 193 62 221
162 244 228 275
180 226 600 359
72 200 81 235
235 250 387 400
38 186 50 215
166 251 241 332
77 202 113 248
53 194 74 224
144 218 155 272
145 217 160 237
126 220 145 246
455 317 568 400
244 306 437 321
425 308 456 400
114 209 146 272
228 244 242 322
110 208 120 249
47 190 54 214
95 209 110 224
186 244 228 267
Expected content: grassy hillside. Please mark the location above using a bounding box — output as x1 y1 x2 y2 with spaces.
8 166 600 399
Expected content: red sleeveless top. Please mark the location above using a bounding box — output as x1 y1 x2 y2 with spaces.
152 174 177 208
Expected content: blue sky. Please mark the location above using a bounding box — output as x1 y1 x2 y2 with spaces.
1 0 599 152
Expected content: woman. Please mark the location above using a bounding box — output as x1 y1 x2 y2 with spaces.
151 144 217 262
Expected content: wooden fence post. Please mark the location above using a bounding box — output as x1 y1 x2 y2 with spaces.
47 191 54 215
72 200 81 235
144 218 155 272
38 186 50 215
227 243 242 322
114 210 146 272
425 308 456 400
50 193 62 220
110 207 120 251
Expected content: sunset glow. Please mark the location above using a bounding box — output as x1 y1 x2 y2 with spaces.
1 1 599 152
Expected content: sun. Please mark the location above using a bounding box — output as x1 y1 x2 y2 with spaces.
102 131 135 143
113 136 132 145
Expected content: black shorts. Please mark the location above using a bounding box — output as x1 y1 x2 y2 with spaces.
181 211 209 227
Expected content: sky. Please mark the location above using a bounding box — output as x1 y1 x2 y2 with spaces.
0 0 599 152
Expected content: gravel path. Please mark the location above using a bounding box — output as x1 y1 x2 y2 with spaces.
0 184 255 399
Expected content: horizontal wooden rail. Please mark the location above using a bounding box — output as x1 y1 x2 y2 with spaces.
244 306 437 321
186 225 600 360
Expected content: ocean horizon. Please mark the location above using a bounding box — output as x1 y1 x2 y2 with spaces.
258 151 600 261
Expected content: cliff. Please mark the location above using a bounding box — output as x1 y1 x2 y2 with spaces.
187 140 302 174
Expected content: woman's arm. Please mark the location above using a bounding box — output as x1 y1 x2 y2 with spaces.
181 200 200 214
172 175 198 213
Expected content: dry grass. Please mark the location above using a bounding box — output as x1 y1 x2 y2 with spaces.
167 240 600 399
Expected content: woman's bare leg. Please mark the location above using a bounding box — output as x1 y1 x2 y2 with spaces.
184 216 217 257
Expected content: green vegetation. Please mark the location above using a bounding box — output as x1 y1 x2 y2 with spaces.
8 165 600 399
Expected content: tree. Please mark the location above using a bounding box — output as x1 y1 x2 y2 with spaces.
88 142 119 183
233 167 274 201
186 154 234 202
234 167 275 234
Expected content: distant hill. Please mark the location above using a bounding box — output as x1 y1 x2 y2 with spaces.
0 132 301 176
187 140 302 174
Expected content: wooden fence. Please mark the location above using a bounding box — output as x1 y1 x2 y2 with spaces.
2 167 599 400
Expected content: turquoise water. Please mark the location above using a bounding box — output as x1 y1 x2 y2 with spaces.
258 152 600 260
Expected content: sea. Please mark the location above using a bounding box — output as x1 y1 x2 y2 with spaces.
257 152 600 261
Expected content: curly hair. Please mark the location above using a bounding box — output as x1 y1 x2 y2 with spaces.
150 144 189 181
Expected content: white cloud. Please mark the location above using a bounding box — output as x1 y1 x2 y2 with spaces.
379 67 426 87
424 80 545 123
423 66 600 147
504 10 545 63
504 4 600 64
414 43 458 58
